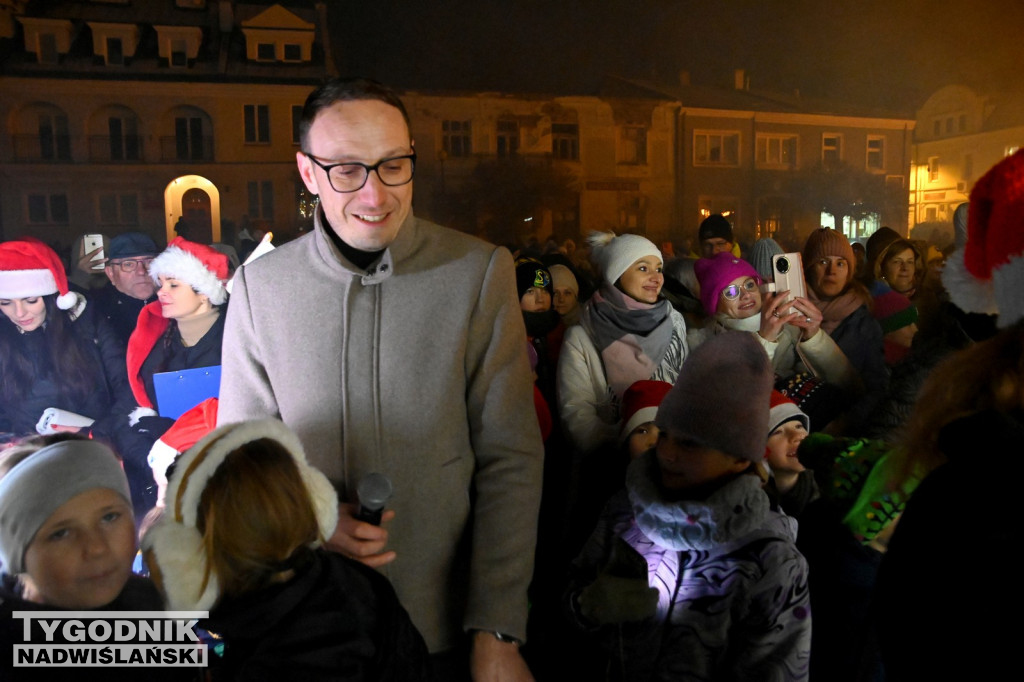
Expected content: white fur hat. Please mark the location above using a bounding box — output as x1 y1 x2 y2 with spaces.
140 418 338 610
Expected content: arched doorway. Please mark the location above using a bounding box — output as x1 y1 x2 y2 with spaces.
164 175 221 244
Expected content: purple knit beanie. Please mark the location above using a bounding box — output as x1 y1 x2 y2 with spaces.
693 252 761 315
655 331 773 463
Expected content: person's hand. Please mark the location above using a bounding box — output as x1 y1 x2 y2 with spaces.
759 291 801 343
470 630 534 682
577 572 658 625
77 246 105 274
787 296 823 341
325 502 396 568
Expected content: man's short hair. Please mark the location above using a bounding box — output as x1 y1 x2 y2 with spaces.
299 77 411 150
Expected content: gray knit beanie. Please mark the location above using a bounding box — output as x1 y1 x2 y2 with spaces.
655 331 773 463
0 440 131 574
750 238 784 283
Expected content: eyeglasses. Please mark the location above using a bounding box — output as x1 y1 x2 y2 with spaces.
303 153 416 193
721 278 758 300
109 257 153 273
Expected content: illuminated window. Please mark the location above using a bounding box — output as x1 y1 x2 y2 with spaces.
619 126 647 165
552 123 579 161
867 136 885 171
496 119 519 157
698 197 737 224
928 157 939 182
822 134 842 164
248 181 274 220
244 104 270 144
756 135 797 168
694 132 739 166
27 193 69 224
442 120 472 157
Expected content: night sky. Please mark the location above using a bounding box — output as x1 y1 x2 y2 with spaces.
329 0 1024 115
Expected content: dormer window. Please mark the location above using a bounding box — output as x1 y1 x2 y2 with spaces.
256 43 275 61
87 22 140 66
17 17 74 65
240 4 314 64
154 25 203 68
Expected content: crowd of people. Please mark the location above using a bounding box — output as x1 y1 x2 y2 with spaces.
0 75 1020 682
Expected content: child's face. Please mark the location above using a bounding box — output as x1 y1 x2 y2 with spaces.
23 488 136 609
765 419 808 474
655 429 749 492
627 421 659 460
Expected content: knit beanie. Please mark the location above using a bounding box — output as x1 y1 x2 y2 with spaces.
0 440 131 574
0 238 78 310
698 214 734 243
768 389 809 435
515 258 553 299
942 150 1024 327
655 331 772 463
749 238 784 283
548 264 579 298
148 237 229 306
802 228 855 285
586 231 662 286
693 252 761 315
872 289 919 334
619 380 673 446
865 227 902 275
141 418 339 610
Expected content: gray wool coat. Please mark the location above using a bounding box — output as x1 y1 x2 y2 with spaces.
218 211 544 652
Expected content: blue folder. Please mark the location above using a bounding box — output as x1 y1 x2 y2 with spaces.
152 365 221 419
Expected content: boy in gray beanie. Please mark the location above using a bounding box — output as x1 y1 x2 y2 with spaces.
567 332 811 680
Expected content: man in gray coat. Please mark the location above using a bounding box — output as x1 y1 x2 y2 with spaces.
218 78 543 680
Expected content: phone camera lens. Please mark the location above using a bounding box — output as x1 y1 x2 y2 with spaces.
776 257 790 274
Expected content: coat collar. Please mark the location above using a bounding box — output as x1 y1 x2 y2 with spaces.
311 208 420 286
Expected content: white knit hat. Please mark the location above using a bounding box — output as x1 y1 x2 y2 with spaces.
587 231 662 285
140 419 338 610
148 237 229 306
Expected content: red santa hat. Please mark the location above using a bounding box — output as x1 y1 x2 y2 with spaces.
619 380 673 446
943 150 1024 327
148 237 229 306
0 238 78 310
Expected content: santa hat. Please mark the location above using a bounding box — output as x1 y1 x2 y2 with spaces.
147 397 220 499
0 238 78 310
619 380 673 446
148 237 229 306
943 150 1024 327
768 389 809 435
141 418 338 611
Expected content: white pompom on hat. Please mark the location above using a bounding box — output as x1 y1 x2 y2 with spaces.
587 231 663 286
148 237 229 306
140 418 339 610
0 238 78 310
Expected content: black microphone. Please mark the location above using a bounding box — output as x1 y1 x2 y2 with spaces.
355 473 393 525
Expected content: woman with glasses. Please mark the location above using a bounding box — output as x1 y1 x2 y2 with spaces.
690 252 858 396
0 239 135 442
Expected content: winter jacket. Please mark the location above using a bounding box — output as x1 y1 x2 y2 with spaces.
217 210 543 652
89 283 154 348
568 454 812 681
828 305 888 432
202 550 430 682
557 309 688 455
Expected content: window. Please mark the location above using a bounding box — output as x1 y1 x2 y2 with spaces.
256 43 275 61
38 33 59 64
496 119 519 157
38 112 70 160
175 116 205 160
925 206 938 222
291 105 303 145
106 37 124 65
698 198 737 226
170 39 187 67
283 44 301 61
618 193 647 230
619 126 647 165
108 115 140 161
694 131 739 166
932 120 941 137
27 194 69 224
442 120 472 157
866 136 885 171
756 135 797 168
822 134 842 164
552 123 579 161
98 193 138 226
244 105 270 144
928 157 940 182
248 181 274 220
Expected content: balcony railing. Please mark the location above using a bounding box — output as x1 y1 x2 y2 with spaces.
159 135 214 162
11 134 71 161
88 135 143 162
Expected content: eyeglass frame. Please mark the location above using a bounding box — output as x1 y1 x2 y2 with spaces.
108 257 154 273
303 152 417 193
721 278 759 300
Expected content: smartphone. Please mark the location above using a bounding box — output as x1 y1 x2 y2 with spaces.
772 253 807 315
83 233 105 270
